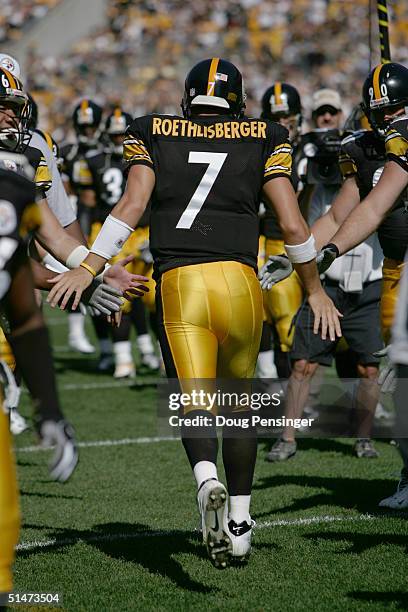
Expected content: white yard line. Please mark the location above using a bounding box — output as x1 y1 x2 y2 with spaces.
16 514 377 552
16 435 177 453
21 377 159 394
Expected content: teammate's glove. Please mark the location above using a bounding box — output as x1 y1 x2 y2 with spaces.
139 240 153 265
85 282 123 316
373 346 396 393
38 419 79 482
258 254 293 290
316 243 339 275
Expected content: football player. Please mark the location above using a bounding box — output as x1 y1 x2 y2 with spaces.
258 82 304 379
46 58 342 567
0 154 78 600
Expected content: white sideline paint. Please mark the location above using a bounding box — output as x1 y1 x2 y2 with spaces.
21 377 159 394
16 436 177 453
16 514 377 552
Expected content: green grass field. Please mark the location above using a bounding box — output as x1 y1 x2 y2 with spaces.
9 306 408 611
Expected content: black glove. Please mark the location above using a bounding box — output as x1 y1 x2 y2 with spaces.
316 243 339 274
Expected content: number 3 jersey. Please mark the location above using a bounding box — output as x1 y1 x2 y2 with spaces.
123 114 292 277
80 149 126 223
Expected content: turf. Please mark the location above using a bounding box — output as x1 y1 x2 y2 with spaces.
9 306 408 611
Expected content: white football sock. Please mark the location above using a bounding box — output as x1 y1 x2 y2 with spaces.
113 341 133 365
229 495 251 524
193 461 218 489
137 333 155 355
68 312 86 339
256 350 277 378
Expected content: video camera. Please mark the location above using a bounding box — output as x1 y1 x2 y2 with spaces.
300 128 342 185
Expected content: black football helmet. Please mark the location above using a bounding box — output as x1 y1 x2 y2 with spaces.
261 82 301 121
181 58 246 119
72 99 103 146
362 62 408 134
104 107 132 155
343 104 371 136
0 67 31 152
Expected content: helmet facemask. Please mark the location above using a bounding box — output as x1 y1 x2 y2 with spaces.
0 96 31 153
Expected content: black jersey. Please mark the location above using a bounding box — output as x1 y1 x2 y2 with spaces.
123 114 292 276
0 146 51 200
60 142 101 193
340 129 408 261
385 115 408 174
0 160 39 299
81 149 126 223
260 141 303 240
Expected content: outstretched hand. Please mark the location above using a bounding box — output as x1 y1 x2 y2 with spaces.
103 255 150 300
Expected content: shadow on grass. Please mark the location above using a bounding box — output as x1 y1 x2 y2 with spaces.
17 522 221 593
258 438 354 456
348 590 408 609
303 530 408 555
252 474 395 518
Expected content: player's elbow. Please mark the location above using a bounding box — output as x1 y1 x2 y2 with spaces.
280 220 309 245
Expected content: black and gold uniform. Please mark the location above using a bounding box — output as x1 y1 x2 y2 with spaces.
0 159 37 595
0 147 51 369
260 143 304 353
123 112 292 379
340 126 408 341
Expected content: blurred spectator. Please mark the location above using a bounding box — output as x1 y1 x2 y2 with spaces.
0 0 61 43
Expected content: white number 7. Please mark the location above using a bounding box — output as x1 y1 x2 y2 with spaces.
176 151 228 229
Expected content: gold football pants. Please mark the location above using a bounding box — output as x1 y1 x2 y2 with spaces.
0 329 15 370
0 400 20 593
89 222 156 313
263 238 303 352
157 261 263 385
381 258 405 344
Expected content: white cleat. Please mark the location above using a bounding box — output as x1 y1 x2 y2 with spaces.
226 518 255 563
197 479 232 569
140 352 160 370
379 477 408 510
68 335 95 354
113 362 135 379
9 407 29 435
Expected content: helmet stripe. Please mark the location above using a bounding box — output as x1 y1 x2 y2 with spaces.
2 67 17 90
81 99 89 110
372 64 383 101
274 82 282 105
207 58 220 96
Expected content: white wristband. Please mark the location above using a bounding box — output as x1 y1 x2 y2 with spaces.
66 245 90 269
90 215 133 260
285 234 316 264
42 252 69 273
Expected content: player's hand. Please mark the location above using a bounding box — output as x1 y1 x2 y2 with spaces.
307 288 343 341
47 267 93 311
103 255 150 299
258 254 293 290
86 282 123 316
373 346 396 393
38 419 78 483
316 244 339 275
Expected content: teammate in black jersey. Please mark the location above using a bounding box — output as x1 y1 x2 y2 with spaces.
0 157 78 602
259 82 305 379
47 58 342 568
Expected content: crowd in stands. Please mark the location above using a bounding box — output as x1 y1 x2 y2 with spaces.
8 0 408 139
0 0 61 43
